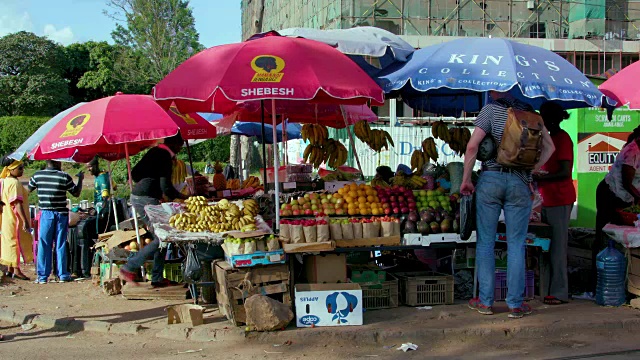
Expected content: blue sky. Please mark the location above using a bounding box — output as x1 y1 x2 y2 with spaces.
0 0 242 47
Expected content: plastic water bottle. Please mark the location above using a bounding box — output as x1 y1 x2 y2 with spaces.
595 240 627 307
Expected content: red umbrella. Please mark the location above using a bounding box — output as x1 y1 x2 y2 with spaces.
219 103 377 129
152 36 384 113
600 61 640 109
30 94 216 161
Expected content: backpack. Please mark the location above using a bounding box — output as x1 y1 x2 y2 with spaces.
495 100 544 170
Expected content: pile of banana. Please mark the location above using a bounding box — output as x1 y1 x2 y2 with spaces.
370 178 390 188
169 198 259 233
226 179 241 190
241 176 261 189
390 173 427 190
301 124 329 145
353 120 394 152
447 127 472 156
302 138 348 169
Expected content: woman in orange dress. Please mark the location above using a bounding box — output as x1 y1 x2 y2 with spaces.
0 157 33 280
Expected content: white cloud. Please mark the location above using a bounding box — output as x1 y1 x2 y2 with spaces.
43 24 75 45
0 10 34 37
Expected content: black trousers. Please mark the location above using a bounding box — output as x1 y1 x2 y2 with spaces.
593 180 631 292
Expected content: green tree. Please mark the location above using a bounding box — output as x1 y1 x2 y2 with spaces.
105 0 204 89
0 32 72 116
0 116 49 157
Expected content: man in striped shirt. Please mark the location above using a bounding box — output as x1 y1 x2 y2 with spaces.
28 160 84 284
461 91 554 319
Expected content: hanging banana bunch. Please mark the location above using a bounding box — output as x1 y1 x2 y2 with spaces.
432 120 451 143
302 139 348 169
353 120 394 153
421 137 439 163
301 124 329 145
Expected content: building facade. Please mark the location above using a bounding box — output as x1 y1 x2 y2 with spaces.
241 0 640 76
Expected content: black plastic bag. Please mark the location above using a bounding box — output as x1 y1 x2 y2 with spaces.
183 244 202 283
459 194 476 241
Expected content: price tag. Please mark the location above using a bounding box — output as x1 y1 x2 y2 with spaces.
283 182 296 190
269 254 281 262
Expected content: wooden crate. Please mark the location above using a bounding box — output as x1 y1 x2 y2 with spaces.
335 236 401 248
214 260 291 326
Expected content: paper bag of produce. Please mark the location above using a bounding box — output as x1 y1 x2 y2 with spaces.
381 221 395 237
393 221 401 236
267 235 280 251
317 221 330 242
303 225 317 243
363 221 380 238
351 221 363 239
329 222 343 240
244 240 257 254
291 224 305 244
279 221 291 243
341 222 354 240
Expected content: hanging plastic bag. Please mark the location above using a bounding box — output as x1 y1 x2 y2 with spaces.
183 244 202 283
460 194 476 241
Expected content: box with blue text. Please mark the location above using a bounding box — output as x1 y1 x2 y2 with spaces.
295 283 363 327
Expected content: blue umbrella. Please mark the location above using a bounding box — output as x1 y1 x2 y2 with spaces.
378 37 612 116
231 122 302 144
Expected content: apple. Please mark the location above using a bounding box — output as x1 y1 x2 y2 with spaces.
309 193 318 200
291 200 298 206
327 194 333 201
311 199 318 205
304 193 311 200
303 203 311 210
330 197 338 204
384 208 392 215
298 197 306 205
304 209 313 215
292 210 301 216
281 204 287 210
398 196 405 203
336 209 345 215
393 207 400 214
311 204 318 210
382 203 390 209
285 204 293 210
291 205 300 211
390 196 397 202
282 210 292 216
326 208 336 215
321 199 329 204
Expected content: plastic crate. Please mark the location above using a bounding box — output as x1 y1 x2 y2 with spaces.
100 263 123 285
396 272 455 306
351 266 386 284
360 274 399 310
225 249 286 268
494 270 535 301
145 262 184 283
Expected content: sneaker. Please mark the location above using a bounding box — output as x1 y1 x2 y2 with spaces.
508 303 533 319
468 297 494 315
119 268 140 287
151 279 179 288
74 277 90 282
573 292 595 301
34 279 47 284
58 278 73 283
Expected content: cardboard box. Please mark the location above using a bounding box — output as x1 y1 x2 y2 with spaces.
305 254 347 283
295 283 363 327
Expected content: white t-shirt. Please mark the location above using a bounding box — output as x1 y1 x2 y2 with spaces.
605 141 640 203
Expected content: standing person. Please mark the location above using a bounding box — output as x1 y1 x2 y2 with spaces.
28 160 84 284
534 102 576 305
0 158 33 280
592 126 640 297
88 156 114 210
119 134 188 287
460 91 555 319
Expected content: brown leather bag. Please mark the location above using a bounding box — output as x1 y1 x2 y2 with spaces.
496 108 544 169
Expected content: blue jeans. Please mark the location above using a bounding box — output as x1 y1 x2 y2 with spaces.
123 195 165 283
38 210 70 282
475 171 532 309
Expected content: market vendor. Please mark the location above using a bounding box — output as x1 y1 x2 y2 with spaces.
374 166 394 184
88 157 115 210
593 126 640 296
119 134 188 288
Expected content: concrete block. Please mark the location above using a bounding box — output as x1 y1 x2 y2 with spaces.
156 325 191 340
32 315 73 329
110 323 142 335
188 327 217 342
0 308 16 323
82 320 113 333
12 311 36 325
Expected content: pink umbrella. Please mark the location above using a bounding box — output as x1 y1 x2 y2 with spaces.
600 61 640 109
152 36 384 114
30 94 216 162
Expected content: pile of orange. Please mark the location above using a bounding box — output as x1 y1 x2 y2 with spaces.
335 183 382 216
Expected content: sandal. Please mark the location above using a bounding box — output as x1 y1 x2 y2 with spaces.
544 296 568 305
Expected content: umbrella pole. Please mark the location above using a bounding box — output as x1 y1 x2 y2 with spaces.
260 100 268 186
341 105 365 181
125 143 145 279
185 140 195 181
107 161 119 231
272 99 280 231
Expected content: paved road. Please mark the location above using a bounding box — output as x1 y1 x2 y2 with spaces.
2 320 640 360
